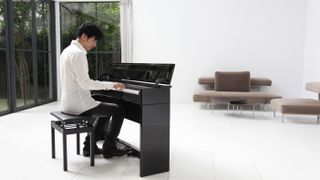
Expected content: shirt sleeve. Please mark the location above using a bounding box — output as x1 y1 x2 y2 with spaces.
72 52 115 90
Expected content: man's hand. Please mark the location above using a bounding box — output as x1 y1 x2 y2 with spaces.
113 83 125 91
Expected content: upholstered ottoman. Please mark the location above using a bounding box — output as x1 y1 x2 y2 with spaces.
270 82 320 123
270 98 320 123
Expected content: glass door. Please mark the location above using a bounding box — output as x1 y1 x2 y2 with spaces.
0 0 9 115
0 0 56 116
13 0 34 108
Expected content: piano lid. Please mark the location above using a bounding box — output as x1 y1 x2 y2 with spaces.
106 63 175 85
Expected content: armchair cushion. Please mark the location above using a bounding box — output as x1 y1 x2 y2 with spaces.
305 82 320 94
214 71 251 92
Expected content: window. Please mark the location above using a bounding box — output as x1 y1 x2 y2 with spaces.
36 1 53 103
0 0 9 114
0 0 55 115
13 0 54 109
13 0 34 107
60 2 121 79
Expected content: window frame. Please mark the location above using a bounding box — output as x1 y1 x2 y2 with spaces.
58 0 122 80
0 0 56 116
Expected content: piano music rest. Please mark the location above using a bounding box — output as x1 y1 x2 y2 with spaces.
50 111 96 171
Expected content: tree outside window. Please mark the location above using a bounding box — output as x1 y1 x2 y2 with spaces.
60 2 121 79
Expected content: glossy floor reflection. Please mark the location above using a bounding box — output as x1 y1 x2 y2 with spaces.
1 102 320 180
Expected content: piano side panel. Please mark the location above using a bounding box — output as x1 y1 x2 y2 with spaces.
141 88 170 104
140 89 170 177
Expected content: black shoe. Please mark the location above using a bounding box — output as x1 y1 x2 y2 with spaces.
102 143 129 159
83 145 102 157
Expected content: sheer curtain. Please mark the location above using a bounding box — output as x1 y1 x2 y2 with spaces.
120 0 133 63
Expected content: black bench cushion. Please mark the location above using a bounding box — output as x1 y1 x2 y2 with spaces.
50 111 96 123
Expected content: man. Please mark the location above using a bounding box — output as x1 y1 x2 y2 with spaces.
60 23 128 158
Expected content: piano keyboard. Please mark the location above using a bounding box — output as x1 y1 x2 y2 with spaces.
122 88 140 95
124 83 149 90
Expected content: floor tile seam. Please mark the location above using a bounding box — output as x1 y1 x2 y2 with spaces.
70 163 89 180
244 146 262 171
119 158 134 179
210 151 217 180
252 165 265 180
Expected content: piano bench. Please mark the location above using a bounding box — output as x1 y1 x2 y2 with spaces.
50 111 97 171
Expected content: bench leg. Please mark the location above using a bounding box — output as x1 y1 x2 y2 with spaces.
281 114 284 123
273 111 276 117
63 133 68 171
51 125 55 159
90 131 95 166
317 115 319 124
76 124 80 155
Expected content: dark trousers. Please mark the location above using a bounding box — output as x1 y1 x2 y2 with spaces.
80 102 125 146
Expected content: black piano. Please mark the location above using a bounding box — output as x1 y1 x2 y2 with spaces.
91 63 175 177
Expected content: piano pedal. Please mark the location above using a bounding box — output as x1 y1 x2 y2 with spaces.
115 139 140 158
127 148 139 157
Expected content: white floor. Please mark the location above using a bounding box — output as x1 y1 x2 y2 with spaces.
1 102 320 180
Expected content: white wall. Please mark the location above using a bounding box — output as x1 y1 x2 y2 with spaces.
132 0 307 103
303 0 320 99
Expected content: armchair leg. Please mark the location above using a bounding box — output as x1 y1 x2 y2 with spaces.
63 133 68 171
51 125 55 159
252 105 255 118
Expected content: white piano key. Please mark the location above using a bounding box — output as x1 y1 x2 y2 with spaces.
122 88 140 95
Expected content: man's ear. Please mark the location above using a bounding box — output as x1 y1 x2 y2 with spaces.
81 33 88 39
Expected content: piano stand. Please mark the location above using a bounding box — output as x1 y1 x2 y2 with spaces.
92 80 172 177
115 101 170 177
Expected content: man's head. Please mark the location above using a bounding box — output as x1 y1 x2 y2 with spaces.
77 23 103 51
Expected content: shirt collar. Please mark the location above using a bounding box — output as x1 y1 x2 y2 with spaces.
71 40 87 55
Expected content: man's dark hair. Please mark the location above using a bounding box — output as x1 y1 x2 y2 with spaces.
76 23 103 40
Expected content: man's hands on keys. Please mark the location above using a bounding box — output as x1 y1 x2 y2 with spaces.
113 82 140 95
113 83 125 91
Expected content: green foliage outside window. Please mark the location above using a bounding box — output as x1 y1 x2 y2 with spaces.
60 2 121 79
0 0 52 111
13 0 51 107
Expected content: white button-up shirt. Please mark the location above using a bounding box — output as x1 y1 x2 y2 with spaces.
60 40 115 115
